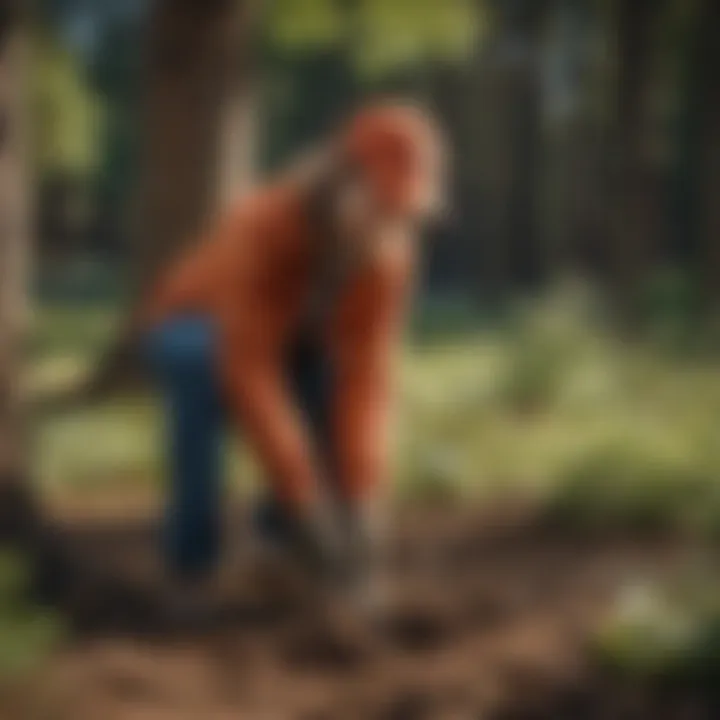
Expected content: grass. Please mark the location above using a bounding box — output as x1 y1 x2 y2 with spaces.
0 553 65 681
24 281 720 693
30 283 720 535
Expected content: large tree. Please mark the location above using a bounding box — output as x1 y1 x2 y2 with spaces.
74 0 259 398
72 0 484 399
132 0 259 290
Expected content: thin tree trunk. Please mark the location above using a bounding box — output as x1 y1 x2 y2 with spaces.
132 0 258 291
504 2 546 289
607 0 664 325
539 0 598 276
467 0 547 302
667 0 720 311
465 40 513 302
693 0 720 308
0 3 37 544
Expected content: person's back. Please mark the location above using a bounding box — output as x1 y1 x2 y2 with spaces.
143 179 314 332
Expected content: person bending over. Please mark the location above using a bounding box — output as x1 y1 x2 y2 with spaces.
138 101 447 609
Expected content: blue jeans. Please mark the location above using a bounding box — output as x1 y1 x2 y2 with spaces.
144 317 331 581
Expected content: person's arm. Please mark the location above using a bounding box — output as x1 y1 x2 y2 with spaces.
220 329 322 511
329 234 415 503
215 229 324 513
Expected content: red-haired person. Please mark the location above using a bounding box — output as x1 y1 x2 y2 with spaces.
140 102 447 612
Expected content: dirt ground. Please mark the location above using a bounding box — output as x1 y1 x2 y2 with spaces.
0 499 709 719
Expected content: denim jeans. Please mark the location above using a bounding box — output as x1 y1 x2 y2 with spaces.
144 316 331 580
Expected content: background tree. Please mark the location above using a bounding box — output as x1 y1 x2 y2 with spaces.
466 0 548 299
605 0 666 324
132 0 259 291
537 0 598 277
671 0 720 308
0 0 38 545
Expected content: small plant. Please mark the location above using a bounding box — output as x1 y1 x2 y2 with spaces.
0 552 65 681
595 572 720 692
543 438 720 534
595 580 698 677
496 281 606 414
496 335 568 414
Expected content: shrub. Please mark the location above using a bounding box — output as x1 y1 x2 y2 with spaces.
543 438 720 534
0 552 64 681
496 281 609 414
595 574 720 692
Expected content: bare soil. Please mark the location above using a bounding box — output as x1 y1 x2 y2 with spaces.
0 499 711 719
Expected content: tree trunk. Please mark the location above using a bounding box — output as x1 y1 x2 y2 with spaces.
0 3 37 545
503 2 546 290
132 0 258 291
607 0 664 325
63 0 260 404
464 40 513 302
466 0 547 302
693 0 720 308
538 0 600 276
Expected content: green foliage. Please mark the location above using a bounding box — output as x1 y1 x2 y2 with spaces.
634 268 720 358
495 283 608 414
268 0 346 49
265 0 485 78
595 572 720 688
0 553 64 681
30 26 106 178
596 581 699 677
544 437 720 533
30 285 720 537
496 332 569 414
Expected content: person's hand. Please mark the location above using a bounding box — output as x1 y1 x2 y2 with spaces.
336 498 391 618
290 494 346 581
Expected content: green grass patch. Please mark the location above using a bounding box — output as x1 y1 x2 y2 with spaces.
31 284 720 537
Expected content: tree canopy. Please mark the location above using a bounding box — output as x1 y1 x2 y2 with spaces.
265 0 485 78
30 25 104 177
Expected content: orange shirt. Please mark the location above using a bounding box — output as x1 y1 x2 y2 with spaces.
142 178 414 510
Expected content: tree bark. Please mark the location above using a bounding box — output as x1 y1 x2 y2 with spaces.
538 0 601 277
606 0 664 325
132 0 259 291
693 0 720 308
0 3 37 545
59 0 261 404
466 0 547 302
